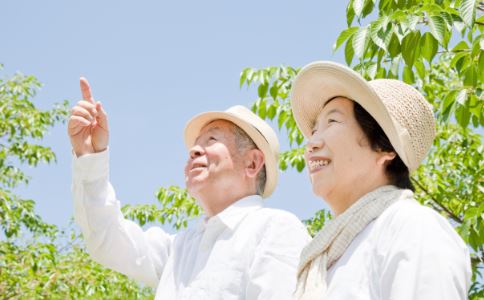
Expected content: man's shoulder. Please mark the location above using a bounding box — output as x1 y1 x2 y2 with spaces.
240 206 311 247
244 206 309 237
251 206 304 225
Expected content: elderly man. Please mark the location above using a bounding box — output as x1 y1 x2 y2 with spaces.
68 78 310 299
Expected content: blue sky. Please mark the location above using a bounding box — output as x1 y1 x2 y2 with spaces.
2 0 348 233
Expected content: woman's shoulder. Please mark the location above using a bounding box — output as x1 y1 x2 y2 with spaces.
371 196 467 253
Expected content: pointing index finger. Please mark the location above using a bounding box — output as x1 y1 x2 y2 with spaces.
80 76 95 103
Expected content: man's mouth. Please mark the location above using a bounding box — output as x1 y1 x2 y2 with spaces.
190 162 207 171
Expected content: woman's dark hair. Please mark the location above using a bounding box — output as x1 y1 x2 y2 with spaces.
353 101 414 191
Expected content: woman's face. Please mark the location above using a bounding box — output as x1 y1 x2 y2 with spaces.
304 97 389 211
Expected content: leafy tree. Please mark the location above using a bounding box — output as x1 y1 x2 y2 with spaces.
0 228 154 299
2 0 483 298
239 0 483 297
0 66 68 238
0 68 157 299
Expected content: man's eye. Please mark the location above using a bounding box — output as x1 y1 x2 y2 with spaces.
328 119 338 124
209 136 216 141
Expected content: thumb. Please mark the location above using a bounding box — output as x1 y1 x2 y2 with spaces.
95 101 109 130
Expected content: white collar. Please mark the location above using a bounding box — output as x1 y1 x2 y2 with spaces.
199 195 263 231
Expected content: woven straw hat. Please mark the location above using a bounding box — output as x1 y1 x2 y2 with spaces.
290 61 436 172
184 105 279 198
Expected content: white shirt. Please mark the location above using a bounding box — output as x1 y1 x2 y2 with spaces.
72 150 311 299
325 197 471 300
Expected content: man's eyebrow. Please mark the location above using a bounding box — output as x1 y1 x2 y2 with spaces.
194 126 220 144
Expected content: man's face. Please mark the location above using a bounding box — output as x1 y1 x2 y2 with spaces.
184 120 245 199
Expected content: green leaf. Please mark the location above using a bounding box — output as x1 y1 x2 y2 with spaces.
239 68 248 88
352 26 369 58
366 62 378 79
450 51 469 70
345 35 355 65
463 65 477 87
471 35 482 57
370 16 392 51
346 0 356 26
401 31 421 67
428 15 446 44
420 32 439 63
389 56 400 78
269 84 279 100
267 105 277 120
414 59 426 79
456 89 467 105
402 65 415 84
479 51 484 82
455 101 471 127
441 90 458 122
387 33 401 57
333 27 359 52
353 0 364 18
257 82 269 98
458 0 476 28
452 40 470 52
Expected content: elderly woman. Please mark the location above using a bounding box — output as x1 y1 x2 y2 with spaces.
290 61 471 299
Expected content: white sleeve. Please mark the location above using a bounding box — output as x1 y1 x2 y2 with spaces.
71 149 172 288
245 212 311 300
378 205 472 300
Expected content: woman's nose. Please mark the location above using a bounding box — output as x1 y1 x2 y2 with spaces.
306 134 324 153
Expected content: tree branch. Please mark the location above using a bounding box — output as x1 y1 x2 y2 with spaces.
411 177 464 224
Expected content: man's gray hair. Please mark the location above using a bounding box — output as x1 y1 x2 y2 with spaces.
232 125 266 196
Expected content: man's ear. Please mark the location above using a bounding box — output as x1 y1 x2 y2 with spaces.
376 151 397 166
245 149 265 179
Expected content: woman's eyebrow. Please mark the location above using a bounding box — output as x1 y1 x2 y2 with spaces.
324 108 344 117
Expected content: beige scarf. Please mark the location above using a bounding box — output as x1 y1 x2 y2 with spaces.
294 185 413 299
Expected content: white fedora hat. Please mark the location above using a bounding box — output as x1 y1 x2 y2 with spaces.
184 105 279 198
290 61 436 172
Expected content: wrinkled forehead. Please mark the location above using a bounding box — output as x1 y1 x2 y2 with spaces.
195 119 236 142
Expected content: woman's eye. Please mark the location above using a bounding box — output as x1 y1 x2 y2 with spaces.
328 119 338 124
209 136 216 141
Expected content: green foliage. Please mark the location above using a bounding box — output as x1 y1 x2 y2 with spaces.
0 68 153 299
0 229 154 299
240 66 304 147
2 1 483 298
303 209 332 237
123 185 201 231
0 69 68 238
334 0 483 128
240 1 483 297
413 124 483 298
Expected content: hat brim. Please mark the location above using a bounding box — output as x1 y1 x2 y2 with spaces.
184 111 278 198
291 61 411 170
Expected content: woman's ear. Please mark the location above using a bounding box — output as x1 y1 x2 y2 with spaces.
245 149 265 179
376 151 397 166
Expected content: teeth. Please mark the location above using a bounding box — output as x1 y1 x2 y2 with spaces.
308 159 330 170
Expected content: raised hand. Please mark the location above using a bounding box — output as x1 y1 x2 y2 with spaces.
68 77 109 157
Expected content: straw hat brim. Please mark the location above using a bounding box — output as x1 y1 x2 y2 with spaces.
184 109 278 198
291 61 414 170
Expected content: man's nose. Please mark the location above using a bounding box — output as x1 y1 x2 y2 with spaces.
189 144 204 159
